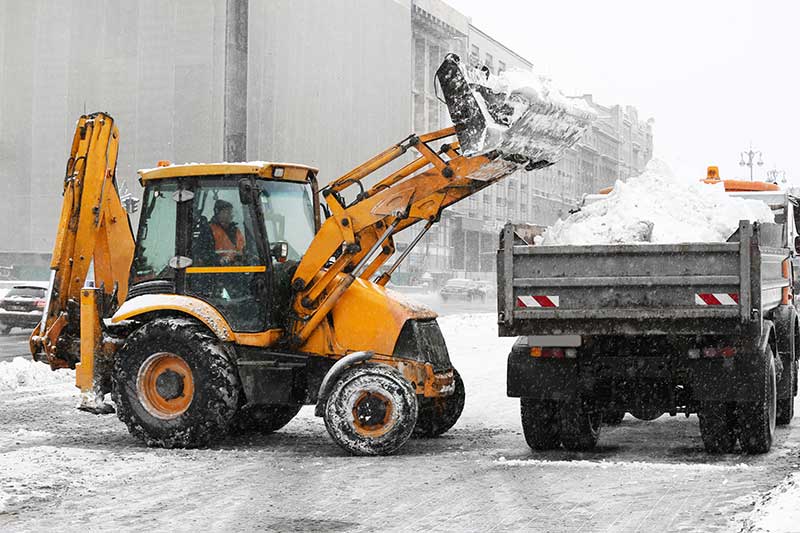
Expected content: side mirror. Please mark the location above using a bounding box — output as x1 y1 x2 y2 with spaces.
271 241 289 263
238 179 254 205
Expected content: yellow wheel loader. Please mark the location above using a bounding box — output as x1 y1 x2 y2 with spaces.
30 55 592 455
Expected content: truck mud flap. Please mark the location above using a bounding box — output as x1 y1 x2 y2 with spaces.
507 349 579 399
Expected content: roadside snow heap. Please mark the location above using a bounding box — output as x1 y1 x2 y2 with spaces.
538 160 775 245
0 357 73 392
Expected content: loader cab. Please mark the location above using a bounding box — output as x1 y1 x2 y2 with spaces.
130 162 320 332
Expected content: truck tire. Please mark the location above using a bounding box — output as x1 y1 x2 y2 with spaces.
414 369 465 438
559 400 601 451
112 317 240 448
520 398 560 450
324 363 418 455
777 360 796 425
231 403 303 434
738 345 777 454
698 402 738 453
602 408 625 425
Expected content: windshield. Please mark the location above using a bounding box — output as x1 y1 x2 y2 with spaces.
259 180 316 261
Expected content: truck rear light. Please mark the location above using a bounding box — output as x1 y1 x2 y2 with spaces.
702 346 737 358
530 347 565 358
35 299 46 309
565 348 577 359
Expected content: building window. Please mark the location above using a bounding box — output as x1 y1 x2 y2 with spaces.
498 60 506 75
470 44 480 67
413 38 425 94
485 53 494 74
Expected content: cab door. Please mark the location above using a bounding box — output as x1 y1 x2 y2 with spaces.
182 176 270 333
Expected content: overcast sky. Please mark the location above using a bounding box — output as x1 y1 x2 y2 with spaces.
447 0 799 184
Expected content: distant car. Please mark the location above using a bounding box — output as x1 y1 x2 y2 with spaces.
0 284 47 335
439 278 485 302
473 280 496 298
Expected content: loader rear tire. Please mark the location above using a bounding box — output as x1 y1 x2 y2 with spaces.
112 317 240 448
520 398 561 450
559 399 601 451
738 346 777 454
324 363 417 456
698 402 738 453
413 369 465 438
232 403 303 434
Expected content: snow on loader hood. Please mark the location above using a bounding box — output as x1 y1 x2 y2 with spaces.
436 54 596 169
537 159 775 245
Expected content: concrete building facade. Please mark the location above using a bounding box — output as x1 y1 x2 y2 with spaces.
1 0 652 285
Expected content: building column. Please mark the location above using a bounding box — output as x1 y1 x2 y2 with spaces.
223 0 248 161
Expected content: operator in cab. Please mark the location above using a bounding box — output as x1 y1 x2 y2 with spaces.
209 199 245 265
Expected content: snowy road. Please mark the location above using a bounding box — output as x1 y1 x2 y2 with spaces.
2 313 799 532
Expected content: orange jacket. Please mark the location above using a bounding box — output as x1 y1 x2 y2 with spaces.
210 222 244 262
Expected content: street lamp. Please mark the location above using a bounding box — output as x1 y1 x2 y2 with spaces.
766 168 786 185
739 144 764 181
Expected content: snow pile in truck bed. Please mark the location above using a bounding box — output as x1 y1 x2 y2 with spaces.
538 160 775 245
0 357 73 392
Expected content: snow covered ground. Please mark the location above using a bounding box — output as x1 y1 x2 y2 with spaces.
1 313 799 531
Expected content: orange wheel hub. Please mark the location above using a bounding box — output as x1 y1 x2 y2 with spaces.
352 391 394 438
137 352 194 420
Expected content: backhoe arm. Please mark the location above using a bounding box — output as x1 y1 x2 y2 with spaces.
30 113 135 370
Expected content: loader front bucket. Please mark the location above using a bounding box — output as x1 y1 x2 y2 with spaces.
436 54 595 169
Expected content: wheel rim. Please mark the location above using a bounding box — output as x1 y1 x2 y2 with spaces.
137 352 195 420
351 391 394 438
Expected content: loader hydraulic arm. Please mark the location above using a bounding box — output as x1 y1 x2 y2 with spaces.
289 125 524 345
30 112 135 370
289 54 594 347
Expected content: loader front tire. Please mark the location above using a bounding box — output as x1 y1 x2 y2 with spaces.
738 345 777 454
324 363 417 455
232 403 303 434
112 317 240 448
413 369 465 438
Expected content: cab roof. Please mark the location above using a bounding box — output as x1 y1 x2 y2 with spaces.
137 161 319 183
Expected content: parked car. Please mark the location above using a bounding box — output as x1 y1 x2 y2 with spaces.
0 284 47 335
439 278 485 302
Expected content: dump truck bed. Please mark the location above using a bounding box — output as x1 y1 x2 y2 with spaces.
497 221 789 337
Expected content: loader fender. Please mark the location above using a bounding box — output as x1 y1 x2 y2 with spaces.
314 351 374 417
111 294 234 341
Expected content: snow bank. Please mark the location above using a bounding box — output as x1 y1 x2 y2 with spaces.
0 357 73 392
740 473 800 532
495 456 753 472
461 64 596 163
539 159 775 245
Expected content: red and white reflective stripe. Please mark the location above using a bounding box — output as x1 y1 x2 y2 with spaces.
516 295 560 308
695 293 739 306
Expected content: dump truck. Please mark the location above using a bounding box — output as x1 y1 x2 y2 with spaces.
498 178 799 454
30 55 593 455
